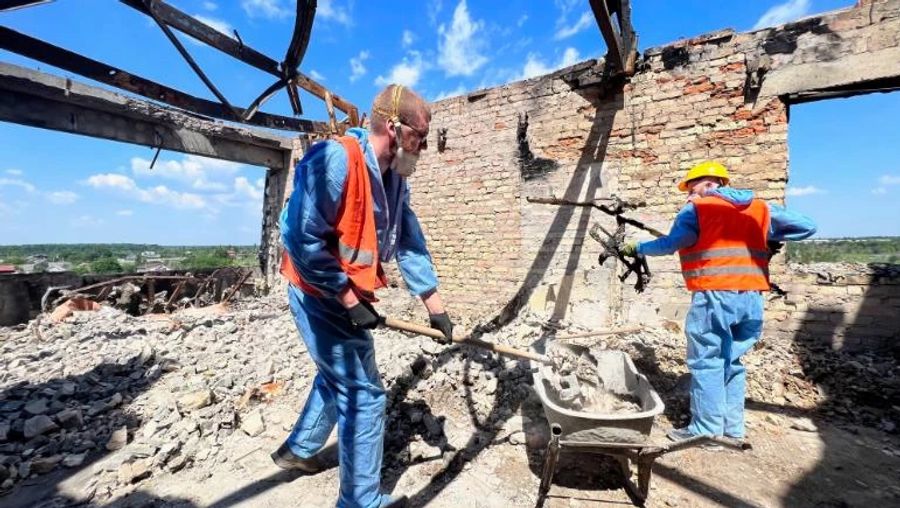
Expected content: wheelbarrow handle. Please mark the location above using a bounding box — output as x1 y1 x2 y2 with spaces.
381 316 553 365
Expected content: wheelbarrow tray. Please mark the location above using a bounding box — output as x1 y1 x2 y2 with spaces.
532 348 664 444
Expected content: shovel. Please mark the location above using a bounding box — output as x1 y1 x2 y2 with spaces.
382 316 553 365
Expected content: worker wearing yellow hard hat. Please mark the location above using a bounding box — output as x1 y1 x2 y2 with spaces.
623 161 816 446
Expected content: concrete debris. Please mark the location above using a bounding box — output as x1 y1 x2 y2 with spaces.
545 343 642 413
240 408 265 437
0 284 896 502
791 417 819 433
178 390 213 412
23 414 58 439
106 426 128 451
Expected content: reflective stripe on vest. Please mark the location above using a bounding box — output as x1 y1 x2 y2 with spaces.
337 241 375 267
682 265 769 279
679 247 769 263
677 196 771 292
280 135 387 301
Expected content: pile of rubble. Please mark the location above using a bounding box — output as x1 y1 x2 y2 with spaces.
0 294 309 501
0 286 549 503
0 284 896 503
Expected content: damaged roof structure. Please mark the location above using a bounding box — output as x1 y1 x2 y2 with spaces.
1 0 900 506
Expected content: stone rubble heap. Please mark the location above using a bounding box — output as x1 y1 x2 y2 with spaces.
0 286 896 504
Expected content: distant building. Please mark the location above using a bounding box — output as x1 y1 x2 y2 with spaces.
0 264 16 274
47 262 72 273
137 260 170 273
226 249 237 259
141 251 161 261
27 254 48 263
21 261 48 273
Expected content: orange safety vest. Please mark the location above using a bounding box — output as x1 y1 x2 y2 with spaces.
678 196 771 291
280 136 387 301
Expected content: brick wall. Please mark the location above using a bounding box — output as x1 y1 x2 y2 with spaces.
404 0 900 349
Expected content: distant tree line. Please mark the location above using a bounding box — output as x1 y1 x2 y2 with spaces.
787 237 900 264
0 244 259 274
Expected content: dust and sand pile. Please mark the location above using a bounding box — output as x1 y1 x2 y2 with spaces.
1 283 897 504
544 343 642 414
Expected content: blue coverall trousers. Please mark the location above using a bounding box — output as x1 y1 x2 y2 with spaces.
286 285 390 508
684 290 764 438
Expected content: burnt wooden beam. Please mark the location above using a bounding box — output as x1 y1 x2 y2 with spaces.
0 63 292 168
0 0 51 11
141 0 242 119
0 27 326 132
589 0 638 76
119 0 359 124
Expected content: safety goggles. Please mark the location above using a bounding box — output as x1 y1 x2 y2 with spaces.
398 122 428 151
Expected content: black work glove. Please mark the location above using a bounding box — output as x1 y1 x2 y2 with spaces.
347 300 381 329
428 312 454 345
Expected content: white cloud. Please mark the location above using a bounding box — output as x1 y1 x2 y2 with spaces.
131 154 242 192
241 0 290 19
71 215 104 228
753 0 811 30
785 185 825 197
555 11 592 40
309 69 326 81
878 174 900 186
210 177 265 213
517 14 528 27
46 191 79 205
203 1 218 10
319 0 352 26
4 169 22 176
0 177 36 193
234 176 263 201
116 209 134 216
872 174 900 195
427 0 444 26
437 0 488 77
193 15 233 37
518 47 581 81
375 52 425 88
402 30 415 48
349 50 370 82
86 173 207 209
434 85 467 101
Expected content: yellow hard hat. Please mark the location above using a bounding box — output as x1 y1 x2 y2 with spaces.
678 161 730 192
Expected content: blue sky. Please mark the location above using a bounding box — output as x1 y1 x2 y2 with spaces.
0 0 896 244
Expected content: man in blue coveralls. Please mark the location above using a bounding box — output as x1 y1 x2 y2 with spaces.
274 84 453 508
623 161 816 443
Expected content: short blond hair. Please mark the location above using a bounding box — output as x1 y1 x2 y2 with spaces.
370 84 430 134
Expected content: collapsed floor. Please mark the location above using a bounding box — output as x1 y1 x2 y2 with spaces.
0 287 899 507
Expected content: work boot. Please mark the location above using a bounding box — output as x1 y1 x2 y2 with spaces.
666 427 723 451
270 442 324 473
381 495 408 508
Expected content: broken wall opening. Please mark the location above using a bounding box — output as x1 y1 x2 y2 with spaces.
786 91 900 264
0 122 289 326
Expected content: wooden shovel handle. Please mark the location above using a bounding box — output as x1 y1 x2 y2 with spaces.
382 317 552 365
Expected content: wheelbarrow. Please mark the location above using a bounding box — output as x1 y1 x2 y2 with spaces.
532 344 744 507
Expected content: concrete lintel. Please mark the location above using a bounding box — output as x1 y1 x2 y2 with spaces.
760 47 900 99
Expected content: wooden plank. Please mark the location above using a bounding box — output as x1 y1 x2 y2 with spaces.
0 63 292 168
